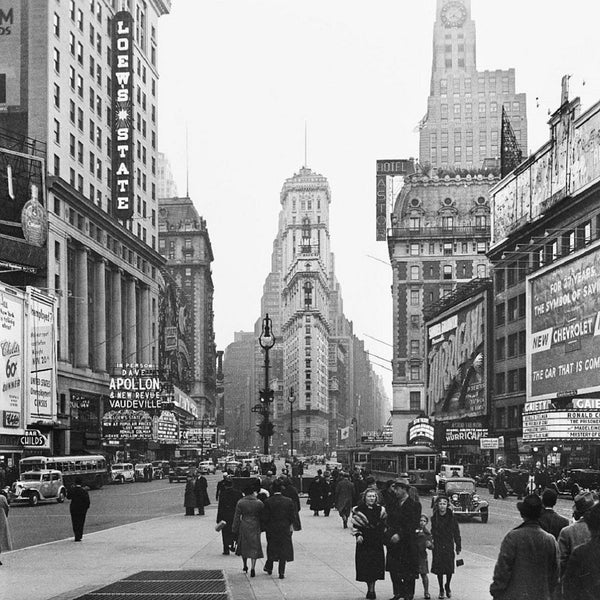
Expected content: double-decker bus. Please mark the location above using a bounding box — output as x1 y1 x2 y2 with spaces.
369 445 438 492
19 455 109 489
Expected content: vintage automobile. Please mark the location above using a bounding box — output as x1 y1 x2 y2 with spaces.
198 460 216 475
134 462 154 481
152 460 170 478
487 468 529 498
169 461 195 483
475 466 497 488
110 463 135 484
552 469 600 498
435 477 489 523
10 469 67 506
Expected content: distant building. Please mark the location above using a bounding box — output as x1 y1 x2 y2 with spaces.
419 0 527 170
157 152 178 199
158 197 216 417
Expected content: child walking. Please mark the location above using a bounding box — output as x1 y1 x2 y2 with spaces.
416 514 433 599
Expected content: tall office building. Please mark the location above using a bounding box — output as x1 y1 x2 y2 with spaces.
0 0 170 456
157 151 178 199
419 0 527 170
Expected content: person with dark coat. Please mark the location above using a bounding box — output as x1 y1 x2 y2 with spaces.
352 488 387 600
232 484 264 576
539 488 569 540
322 473 333 516
494 469 508 499
385 478 421 600
216 473 230 501
66 476 90 542
279 475 301 513
184 475 196 516
490 494 558 600
308 470 327 516
194 473 210 515
0 491 13 564
262 480 301 579
431 495 461 599
563 502 600 600
334 472 355 528
216 478 243 554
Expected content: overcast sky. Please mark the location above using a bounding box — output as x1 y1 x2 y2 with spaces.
157 0 600 400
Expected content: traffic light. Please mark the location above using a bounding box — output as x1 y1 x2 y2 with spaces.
259 389 274 403
257 420 275 438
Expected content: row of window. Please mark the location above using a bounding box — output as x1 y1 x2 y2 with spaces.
495 294 526 326
407 263 487 280
495 368 527 395
495 331 527 361
407 216 488 230
439 74 512 93
408 241 488 256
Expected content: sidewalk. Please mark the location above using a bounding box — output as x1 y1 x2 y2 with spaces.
2 505 495 600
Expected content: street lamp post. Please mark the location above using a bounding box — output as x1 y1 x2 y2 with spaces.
258 313 276 456
288 387 296 460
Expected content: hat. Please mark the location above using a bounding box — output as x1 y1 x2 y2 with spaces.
392 477 410 489
517 494 543 520
574 491 597 515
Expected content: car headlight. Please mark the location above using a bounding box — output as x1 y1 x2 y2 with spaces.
473 494 479 502
451 494 459 502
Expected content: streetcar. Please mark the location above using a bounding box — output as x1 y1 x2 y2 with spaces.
369 445 438 492
19 455 109 489
337 446 371 473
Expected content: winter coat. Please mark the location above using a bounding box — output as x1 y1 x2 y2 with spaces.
0 494 13 552
282 483 301 513
562 536 600 600
194 475 210 507
431 509 461 575
490 520 558 600
67 484 90 514
262 493 301 562
334 478 355 517
308 475 327 511
184 480 196 508
232 494 264 559
385 495 421 578
216 486 243 534
352 502 387 582
539 508 569 541
558 519 591 577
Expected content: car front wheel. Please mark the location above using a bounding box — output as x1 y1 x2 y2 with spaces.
57 490 66 503
29 492 40 506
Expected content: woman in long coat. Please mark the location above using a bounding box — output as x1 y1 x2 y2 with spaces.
431 495 461 599
232 484 264 576
184 475 196 516
352 488 387 600
308 470 326 516
0 492 13 565
216 478 243 554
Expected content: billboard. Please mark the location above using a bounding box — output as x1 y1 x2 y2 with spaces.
427 293 489 421
0 2 22 107
27 289 57 423
375 159 415 241
0 283 24 434
111 11 134 220
527 242 600 401
408 417 434 444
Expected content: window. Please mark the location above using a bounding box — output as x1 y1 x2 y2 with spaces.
409 391 421 411
77 75 83 98
411 315 420 329
507 333 518 358
410 243 420 256
508 296 518 322
496 302 505 326
490 102 498 113
477 241 487 254
479 102 486 114
495 269 505 293
410 366 421 381
53 83 60 108
53 12 60 37
69 66 75 90
410 266 419 280
507 369 519 393
409 216 420 230
77 141 83 164
410 290 420 306
410 340 420 356
496 337 505 360
69 134 75 157
77 108 83 131
495 372 505 395
443 265 452 280
441 104 448 120
53 119 60 144
53 155 60 177
443 242 453 256
77 8 84 31
442 216 454 230
77 42 84 65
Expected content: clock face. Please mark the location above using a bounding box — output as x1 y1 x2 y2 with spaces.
441 1 467 27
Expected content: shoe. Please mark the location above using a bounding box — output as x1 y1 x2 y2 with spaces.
438 592 445 599
445 585 451 598
250 569 255 577
425 594 431 599
263 567 272 575
243 565 248 573
278 574 285 579
74 538 82 542
222 550 230 555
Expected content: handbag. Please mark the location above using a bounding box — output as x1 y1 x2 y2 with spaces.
215 520 227 532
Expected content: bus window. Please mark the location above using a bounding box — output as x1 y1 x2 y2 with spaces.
415 456 430 470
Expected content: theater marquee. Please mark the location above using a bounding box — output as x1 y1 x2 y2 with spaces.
111 11 134 221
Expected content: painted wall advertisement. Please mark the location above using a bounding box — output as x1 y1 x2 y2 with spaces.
28 289 57 423
527 243 600 400
427 293 488 421
0 284 24 435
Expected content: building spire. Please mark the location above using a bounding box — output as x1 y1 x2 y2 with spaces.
304 120 308 168
185 123 189 198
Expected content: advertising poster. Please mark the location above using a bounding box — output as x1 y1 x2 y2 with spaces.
523 398 600 441
27 290 57 422
528 243 600 400
0 284 24 434
427 296 487 421
155 410 178 443
102 409 153 440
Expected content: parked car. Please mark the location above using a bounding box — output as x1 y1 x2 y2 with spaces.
169 461 195 483
134 462 154 481
552 469 600 498
434 477 489 523
198 460 216 475
110 463 135 484
152 460 170 478
487 468 529 498
9 469 67 506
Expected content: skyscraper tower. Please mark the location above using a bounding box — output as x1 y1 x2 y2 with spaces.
419 0 527 169
279 167 332 454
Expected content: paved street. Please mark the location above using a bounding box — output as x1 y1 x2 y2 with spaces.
3 478 577 600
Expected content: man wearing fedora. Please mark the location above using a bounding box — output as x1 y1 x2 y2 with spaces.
490 494 558 600
562 502 600 599
558 491 598 578
385 478 421 600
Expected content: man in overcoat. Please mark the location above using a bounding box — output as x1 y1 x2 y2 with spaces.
490 494 558 600
194 473 210 516
385 478 421 600
262 480 301 579
308 470 327 516
67 476 91 541
334 472 355 528
279 474 301 513
216 477 243 554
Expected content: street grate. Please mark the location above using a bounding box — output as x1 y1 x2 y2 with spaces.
72 570 228 600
